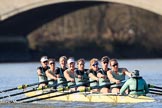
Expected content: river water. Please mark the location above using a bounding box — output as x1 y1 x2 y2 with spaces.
0 59 162 108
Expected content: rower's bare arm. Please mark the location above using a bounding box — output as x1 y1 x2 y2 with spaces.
37 69 42 76
97 73 104 78
123 68 132 77
89 73 98 81
56 74 60 78
107 70 120 84
64 70 74 82
45 70 57 80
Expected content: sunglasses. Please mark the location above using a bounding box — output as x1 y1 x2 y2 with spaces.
43 61 48 63
103 62 108 64
112 63 118 67
92 62 98 66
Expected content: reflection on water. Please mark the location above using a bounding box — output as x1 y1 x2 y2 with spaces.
0 59 162 108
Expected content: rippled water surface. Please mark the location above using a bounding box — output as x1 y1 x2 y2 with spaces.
0 59 162 108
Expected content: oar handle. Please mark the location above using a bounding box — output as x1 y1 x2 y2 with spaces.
21 79 54 89
69 80 97 88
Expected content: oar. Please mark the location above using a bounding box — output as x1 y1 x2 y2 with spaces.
0 80 67 100
22 80 123 103
0 80 53 93
21 80 97 103
149 91 162 95
0 88 41 100
9 81 70 102
149 88 162 93
148 84 162 89
9 79 89 102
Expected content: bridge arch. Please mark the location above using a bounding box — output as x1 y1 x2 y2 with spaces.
0 0 162 61
0 0 162 21
0 0 162 36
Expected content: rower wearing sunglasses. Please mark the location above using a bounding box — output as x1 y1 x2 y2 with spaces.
88 58 100 93
97 56 111 93
45 58 57 88
107 58 132 93
37 56 50 88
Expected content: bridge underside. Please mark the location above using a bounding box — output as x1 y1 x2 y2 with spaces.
1 0 162 36
0 1 104 36
0 0 162 62
0 0 162 21
0 0 162 36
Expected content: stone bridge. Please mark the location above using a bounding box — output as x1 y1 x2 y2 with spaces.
0 0 162 21
0 0 162 35
0 0 162 62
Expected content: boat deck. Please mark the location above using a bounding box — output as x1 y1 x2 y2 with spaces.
25 91 155 103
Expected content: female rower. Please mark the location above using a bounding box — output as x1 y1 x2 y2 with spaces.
88 58 99 93
97 56 110 93
74 58 89 91
64 57 76 91
45 58 57 88
107 58 131 93
55 56 68 88
37 56 49 88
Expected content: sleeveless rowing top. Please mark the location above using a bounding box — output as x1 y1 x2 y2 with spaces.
110 68 125 88
47 69 57 86
88 69 98 87
74 69 89 85
37 66 49 83
66 69 76 87
56 67 67 87
98 68 110 86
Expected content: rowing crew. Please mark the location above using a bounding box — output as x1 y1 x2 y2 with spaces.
37 56 149 96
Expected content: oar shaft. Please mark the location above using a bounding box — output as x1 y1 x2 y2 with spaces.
149 88 162 93
25 79 53 88
0 88 17 93
22 80 96 103
22 81 119 103
11 81 70 102
0 89 36 99
149 91 162 95
23 81 113 103
16 89 56 102
23 90 78 103
148 84 162 89
0 80 53 93
16 82 78 102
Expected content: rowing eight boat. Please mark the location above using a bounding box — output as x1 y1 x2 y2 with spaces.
25 90 155 103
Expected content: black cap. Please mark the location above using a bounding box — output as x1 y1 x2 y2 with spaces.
101 56 110 62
